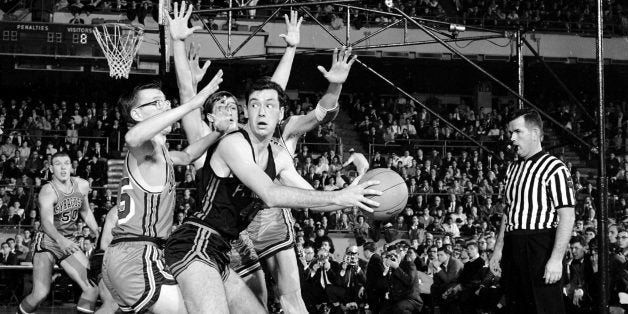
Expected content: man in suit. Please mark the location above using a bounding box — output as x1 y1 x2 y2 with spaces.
0 242 18 265
364 241 386 313
306 248 341 312
430 246 463 311
381 250 423 314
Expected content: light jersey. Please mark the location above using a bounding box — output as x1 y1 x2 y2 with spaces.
189 129 277 240
112 145 176 241
42 177 84 238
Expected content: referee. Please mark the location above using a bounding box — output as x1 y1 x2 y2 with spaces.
489 109 576 314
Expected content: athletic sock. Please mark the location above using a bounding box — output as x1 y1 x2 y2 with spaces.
76 297 96 313
17 300 37 314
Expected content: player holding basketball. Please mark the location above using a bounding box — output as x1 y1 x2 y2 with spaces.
100 70 227 314
18 152 99 314
170 4 352 313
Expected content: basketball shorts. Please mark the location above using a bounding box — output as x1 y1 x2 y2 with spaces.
229 231 261 278
165 222 231 281
247 208 296 260
33 232 78 264
102 240 176 314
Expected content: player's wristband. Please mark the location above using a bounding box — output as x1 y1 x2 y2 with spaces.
314 101 339 122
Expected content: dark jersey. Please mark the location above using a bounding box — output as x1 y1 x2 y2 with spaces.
188 129 277 240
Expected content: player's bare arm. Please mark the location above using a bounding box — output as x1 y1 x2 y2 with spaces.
216 133 380 211
270 10 302 89
170 113 233 165
274 145 370 213
99 206 118 250
77 178 99 239
39 184 80 255
124 72 223 158
281 47 355 143
171 1 213 145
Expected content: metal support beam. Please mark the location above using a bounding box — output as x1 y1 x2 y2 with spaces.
300 7 344 46
350 19 403 47
232 8 282 56
196 14 228 58
390 5 593 151
227 0 232 57
595 0 609 311
353 58 502 161
194 0 360 14
522 38 595 123
516 29 524 109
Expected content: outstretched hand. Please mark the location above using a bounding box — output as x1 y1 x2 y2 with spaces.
167 1 201 41
279 10 303 47
337 174 381 213
187 42 211 88
317 46 357 84
186 70 223 109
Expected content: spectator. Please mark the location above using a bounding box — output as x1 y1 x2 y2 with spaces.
364 242 387 313
0 242 17 265
381 250 423 313
430 246 463 310
564 235 594 313
443 241 486 311
338 245 366 308
306 248 341 312
353 215 370 246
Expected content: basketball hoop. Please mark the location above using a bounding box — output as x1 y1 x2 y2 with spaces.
93 23 144 79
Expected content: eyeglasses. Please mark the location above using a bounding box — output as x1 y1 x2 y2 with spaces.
347 252 358 255
137 99 171 110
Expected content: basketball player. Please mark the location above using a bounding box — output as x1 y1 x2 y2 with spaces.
101 74 228 314
18 152 100 314
169 5 349 312
165 75 380 314
90 206 119 314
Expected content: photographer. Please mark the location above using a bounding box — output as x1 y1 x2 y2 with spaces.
339 245 367 311
381 250 423 314
306 248 342 312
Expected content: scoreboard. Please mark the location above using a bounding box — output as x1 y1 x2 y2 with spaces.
0 22 103 57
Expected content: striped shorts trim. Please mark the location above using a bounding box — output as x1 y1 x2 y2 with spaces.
103 242 176 314
247 208 296 260
165 222 230 281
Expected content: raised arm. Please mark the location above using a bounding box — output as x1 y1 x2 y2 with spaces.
281 47 355 142
271 10 302 90
124 73 222 158
218 134 380 211
170 1 213 145
170 114 233 165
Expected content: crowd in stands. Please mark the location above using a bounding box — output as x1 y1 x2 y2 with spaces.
1 90 628 313
6 0 628 35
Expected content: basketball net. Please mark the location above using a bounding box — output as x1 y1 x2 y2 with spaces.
93 23 144 79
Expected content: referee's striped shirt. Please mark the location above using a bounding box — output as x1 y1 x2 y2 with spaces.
504 151 576 231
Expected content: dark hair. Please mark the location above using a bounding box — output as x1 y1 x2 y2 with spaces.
363 242 377 253
203 91 237 114
246 78 288 108
118 81 162 124
511 108 544 138
570 235 587 246
437 246 451 255
51 152 71 163
465 241 478 249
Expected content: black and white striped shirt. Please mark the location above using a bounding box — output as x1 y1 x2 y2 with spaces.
504 151 576 231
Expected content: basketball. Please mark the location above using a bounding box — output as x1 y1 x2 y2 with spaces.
359 168 409 221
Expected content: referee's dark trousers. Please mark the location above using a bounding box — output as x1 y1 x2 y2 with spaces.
502 229 565 314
